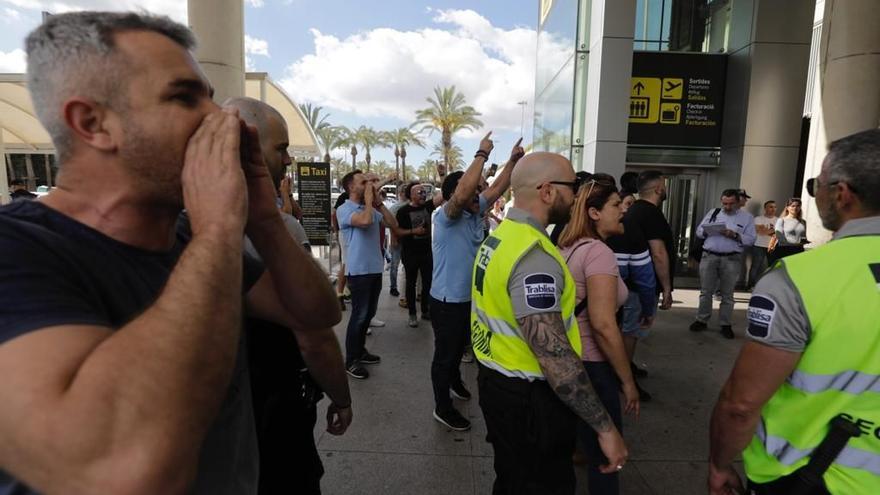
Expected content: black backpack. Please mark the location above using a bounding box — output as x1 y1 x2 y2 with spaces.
690 208 721 262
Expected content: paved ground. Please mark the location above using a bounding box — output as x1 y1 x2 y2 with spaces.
315 286 752 494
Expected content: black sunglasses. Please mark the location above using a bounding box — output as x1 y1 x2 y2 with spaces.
539 179 582 194
806 177 859 197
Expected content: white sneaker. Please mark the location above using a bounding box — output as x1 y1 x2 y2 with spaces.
369 318 386 328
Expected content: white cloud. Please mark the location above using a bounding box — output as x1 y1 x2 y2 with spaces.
245 0 264 7
0 0 186 22
0 48 26 72
280 9 552 135
2 6 23 23
244 34 269 57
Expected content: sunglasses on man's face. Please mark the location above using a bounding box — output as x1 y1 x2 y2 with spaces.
540 179 582 195
806 177 858 197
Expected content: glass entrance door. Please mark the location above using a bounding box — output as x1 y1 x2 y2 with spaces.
661 173 700 278
625 167 705 281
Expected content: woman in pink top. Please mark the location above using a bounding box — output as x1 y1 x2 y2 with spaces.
558 174 639 495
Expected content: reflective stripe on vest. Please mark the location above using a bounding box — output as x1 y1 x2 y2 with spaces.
743 235 880 493
788 369 880 395
470 218 580 380
755 421 880 476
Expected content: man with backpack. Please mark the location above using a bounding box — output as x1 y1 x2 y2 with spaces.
690 189 756 339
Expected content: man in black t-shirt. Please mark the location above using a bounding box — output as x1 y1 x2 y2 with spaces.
631 171 676 307
0 12 342 495
396 181 442 327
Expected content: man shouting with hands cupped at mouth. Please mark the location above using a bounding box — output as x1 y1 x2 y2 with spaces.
0 11 341 495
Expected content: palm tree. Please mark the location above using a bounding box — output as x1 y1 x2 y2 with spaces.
416 160 439 183
431 143 465 170
414 86 483 171
384 127 425 181
298 102 331 133
330 156 351 185
372 160 394 178
316 126 348 163
350 125 387 172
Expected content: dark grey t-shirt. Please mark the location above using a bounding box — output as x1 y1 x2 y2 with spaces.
505 209 566 319
0 201 263 495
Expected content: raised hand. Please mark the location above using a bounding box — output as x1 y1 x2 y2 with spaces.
479 131 494 154
279 175 292 199
231 112 282 230
182 109 248 237
509 137 525 163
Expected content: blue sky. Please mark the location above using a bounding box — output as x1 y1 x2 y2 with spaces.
0 0 539 174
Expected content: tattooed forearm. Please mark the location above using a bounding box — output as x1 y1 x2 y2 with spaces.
519 313 614 433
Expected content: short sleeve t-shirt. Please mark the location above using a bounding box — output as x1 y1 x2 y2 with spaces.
430 195 489 303
560 239 628 362
754 215 777 248
337 199 384 276
746 268 811 351
627 200 675 289
505 209 567 319
0 201 263 495
396 202 436 254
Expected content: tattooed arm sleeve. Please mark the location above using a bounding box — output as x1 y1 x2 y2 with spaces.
518 312 614 433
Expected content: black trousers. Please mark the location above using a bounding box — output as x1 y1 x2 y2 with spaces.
478 365 577 495
254 391 323 495
430 298 469 412
402 249 432 316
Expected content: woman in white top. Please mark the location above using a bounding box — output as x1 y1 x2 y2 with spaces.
769 198 806 264
748 200 777 288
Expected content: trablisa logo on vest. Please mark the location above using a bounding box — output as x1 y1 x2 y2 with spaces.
746 295 776 339
524 273 557 310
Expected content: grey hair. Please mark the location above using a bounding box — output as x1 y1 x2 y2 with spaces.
25 11 197 162
826 128 880 213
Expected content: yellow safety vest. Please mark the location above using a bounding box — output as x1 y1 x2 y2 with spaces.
743 234 880 493
470 218 580 380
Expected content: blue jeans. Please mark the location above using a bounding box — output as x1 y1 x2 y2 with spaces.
388 245 401 290
747 245 769 288
577 361 623 495
344 274 382 365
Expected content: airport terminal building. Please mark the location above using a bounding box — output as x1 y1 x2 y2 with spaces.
532 0 879 282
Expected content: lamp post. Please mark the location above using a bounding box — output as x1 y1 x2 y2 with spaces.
517 100 528 137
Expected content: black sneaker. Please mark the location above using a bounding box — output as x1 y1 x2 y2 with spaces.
721 325 735 340
360 351 381 365
390 288 400 297
450 383 471 401
346 363 369 379
689 320 708 332
433 408 471 431
630 361 648 378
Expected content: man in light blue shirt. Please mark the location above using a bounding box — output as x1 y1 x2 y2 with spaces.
337 170 406 379
429 133 524 432
690 189 757 339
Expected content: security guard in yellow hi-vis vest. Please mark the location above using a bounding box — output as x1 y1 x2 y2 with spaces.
471 152 626 495
709 128 880 495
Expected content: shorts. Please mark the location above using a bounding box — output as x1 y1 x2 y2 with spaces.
620 291 651 339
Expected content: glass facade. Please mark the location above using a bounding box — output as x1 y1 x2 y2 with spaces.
533 0 579 158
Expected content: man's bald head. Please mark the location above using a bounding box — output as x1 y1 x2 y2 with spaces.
511 152 575 199
223 97 285 137
223 97 290 186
